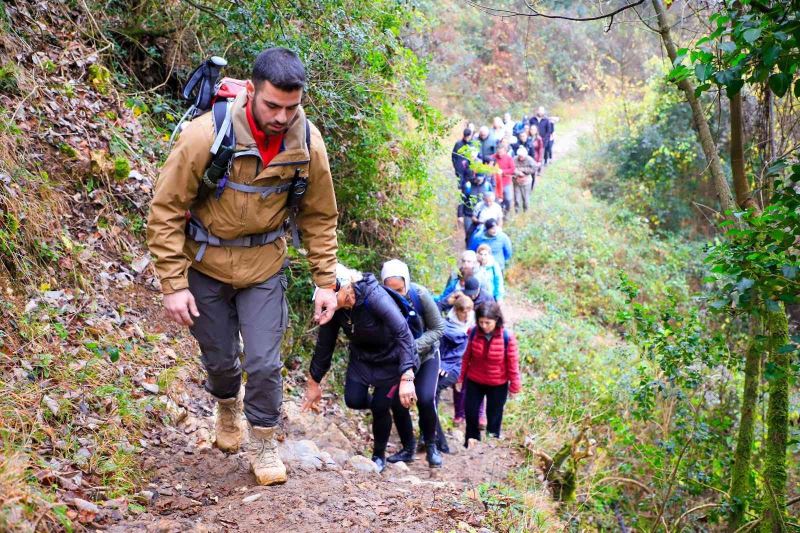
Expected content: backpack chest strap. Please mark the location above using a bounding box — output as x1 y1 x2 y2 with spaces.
223 180 292 198
186 216 286 262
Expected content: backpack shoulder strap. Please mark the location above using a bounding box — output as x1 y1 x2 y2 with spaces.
407 285 423 314
468 327 477 342
210 99 235 155
503 328 510 353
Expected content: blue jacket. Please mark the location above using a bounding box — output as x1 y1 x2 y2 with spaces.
435 272 462 306
468 230 513 270
439 320 468 376
475 262 505 302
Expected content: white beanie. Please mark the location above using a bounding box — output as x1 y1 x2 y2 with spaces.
380 259 411 290
516 146 528 157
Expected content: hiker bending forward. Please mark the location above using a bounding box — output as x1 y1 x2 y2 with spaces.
303 266 419 473
381 260 445 468
147 48 339 486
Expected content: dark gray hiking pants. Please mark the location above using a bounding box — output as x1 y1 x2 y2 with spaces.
188 267 288 428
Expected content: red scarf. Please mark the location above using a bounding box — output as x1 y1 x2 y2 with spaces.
246 102 284 165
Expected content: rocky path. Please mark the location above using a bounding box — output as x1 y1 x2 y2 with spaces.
108 369 521 533
105 120 594 533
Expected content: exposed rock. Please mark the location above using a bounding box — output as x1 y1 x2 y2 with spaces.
347 455 379 474
387 461 410 473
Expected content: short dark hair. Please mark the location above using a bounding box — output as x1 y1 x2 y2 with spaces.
252 48 306 92
463 128 473 138
475 301 504 329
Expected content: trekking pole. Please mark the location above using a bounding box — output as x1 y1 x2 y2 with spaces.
169 56 228 147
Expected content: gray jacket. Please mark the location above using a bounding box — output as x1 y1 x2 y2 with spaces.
412 283 445 365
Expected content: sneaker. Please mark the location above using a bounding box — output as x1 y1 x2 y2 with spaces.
372 456 387 473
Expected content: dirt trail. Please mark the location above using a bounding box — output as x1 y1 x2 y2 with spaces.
108 371 520 532
108 120 593 533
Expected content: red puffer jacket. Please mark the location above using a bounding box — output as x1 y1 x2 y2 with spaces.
458 327 521 393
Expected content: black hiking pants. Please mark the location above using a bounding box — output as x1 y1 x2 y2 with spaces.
188 267 287 428
464 379 509 445
344 361 398 459
434 369 459 451
391 351 440 450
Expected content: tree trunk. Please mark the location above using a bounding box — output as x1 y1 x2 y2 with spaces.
650 0 736 215
761 306 790 532
727 332 761 532
730 92 757 210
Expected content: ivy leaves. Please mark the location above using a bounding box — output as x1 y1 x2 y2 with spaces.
705 162 800 317
669 0 799 98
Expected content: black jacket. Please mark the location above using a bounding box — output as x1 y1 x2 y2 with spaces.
310 273 418 384
452 139 471 178
529 116 554 140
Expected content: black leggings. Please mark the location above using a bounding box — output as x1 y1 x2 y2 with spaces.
391 352 439 448
464 379 508 445
344 374 396 459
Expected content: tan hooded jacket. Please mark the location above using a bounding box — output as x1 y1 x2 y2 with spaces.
147 90 338 294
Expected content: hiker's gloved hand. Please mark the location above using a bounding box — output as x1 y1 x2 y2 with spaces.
314 288 337 325
302 378 323 412
163 289 199 327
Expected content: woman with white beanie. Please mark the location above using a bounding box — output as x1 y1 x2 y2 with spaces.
380 259 446 468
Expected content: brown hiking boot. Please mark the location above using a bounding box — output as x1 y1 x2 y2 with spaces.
249 426 287 486
213 390 245 453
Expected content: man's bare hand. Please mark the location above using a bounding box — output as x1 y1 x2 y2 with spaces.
314 287 337 325
302 378 323 412
163 289 199 327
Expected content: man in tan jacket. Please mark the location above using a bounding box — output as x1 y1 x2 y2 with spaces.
147 48 339 486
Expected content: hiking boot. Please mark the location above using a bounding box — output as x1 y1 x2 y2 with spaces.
387 444 416 464
213 390 245 453
426 443 443 468
372 456 387 473
249 426 287 486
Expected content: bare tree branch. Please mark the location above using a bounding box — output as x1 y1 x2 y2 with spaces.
465 0 646 27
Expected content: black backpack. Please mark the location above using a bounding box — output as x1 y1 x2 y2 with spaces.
367 285 425 339
175 57 311 254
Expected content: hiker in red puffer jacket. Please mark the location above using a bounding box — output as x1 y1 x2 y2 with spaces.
456 301 521 446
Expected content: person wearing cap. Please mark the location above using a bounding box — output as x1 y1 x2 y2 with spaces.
452 127 474 187
513 146 537 213
472 191 504 229
468 219 513 271
380 260 445 468
462 275 496 309
436 250 478 312
303 265 419 473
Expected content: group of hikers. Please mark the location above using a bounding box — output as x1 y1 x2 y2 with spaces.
146 48 539 488
453 109 555 246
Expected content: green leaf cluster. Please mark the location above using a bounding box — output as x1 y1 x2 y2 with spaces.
673 0 800 98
